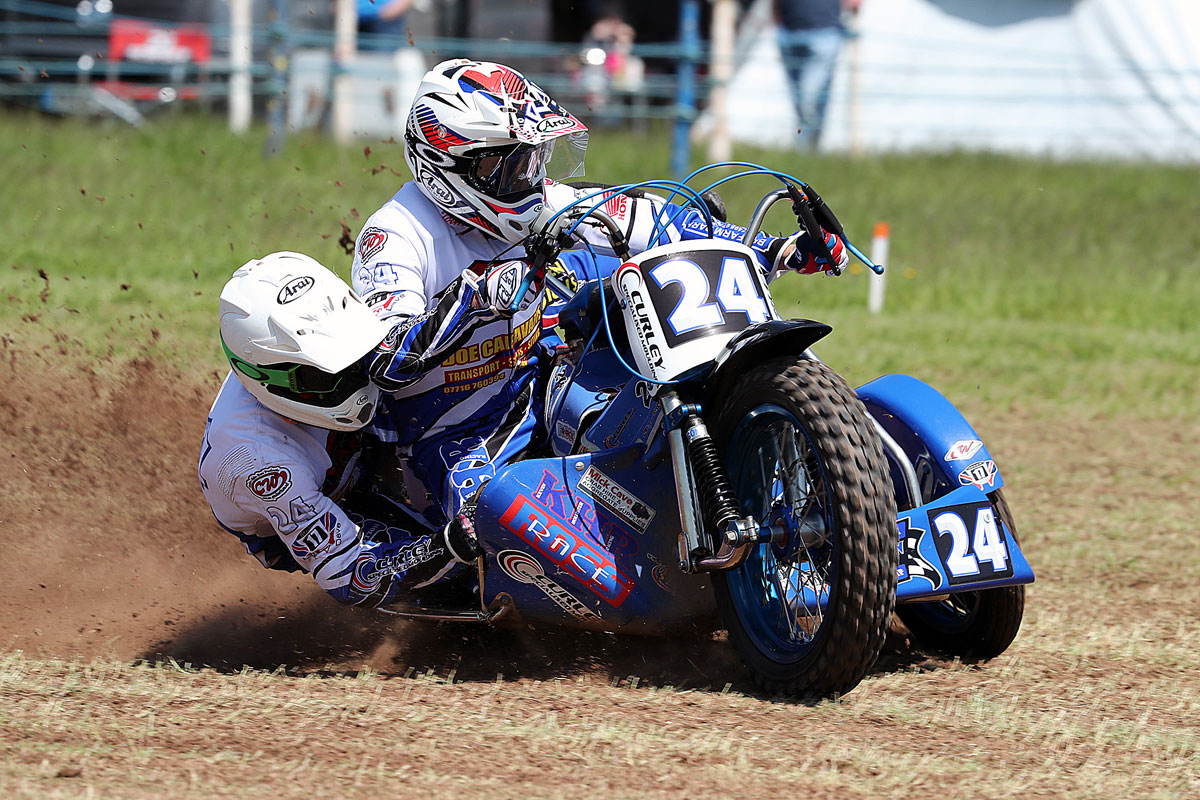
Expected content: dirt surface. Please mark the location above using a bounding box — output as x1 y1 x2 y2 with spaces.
2 339 1197 799
0 341 758 685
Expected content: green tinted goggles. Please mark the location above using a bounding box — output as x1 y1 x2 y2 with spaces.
222 340 369 404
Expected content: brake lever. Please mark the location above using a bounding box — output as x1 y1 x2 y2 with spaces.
786 183 842 276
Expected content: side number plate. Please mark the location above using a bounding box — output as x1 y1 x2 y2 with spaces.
930 501 1013 586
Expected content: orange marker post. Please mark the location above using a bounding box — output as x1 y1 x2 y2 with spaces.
868 221 889 314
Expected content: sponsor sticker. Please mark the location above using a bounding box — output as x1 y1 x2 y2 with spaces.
577 466 655 533
601 191 629 221
490 261 522 308
364 290 401 315
958 459 998 490
276 276 314 305
291 512 341 559
357 227 388 262
499 494 634 606
944 439 984 462
417 166 456 207
535 114 579 134
246 466 291 500
351 536 444 593
646 552 672 594
555 420 577 446
497 550 599 622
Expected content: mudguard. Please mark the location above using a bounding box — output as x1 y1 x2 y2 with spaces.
856 374 1004 506
704 319 833 400
856 374 1034 600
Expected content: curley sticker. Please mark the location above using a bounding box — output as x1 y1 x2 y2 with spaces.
497 550 599 622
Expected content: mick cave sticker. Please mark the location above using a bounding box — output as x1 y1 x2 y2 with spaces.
577 466 654 533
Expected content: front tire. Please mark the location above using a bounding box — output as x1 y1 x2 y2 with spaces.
896 488 1025 660
711 356 899 696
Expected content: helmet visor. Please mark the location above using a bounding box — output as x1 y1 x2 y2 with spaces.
466 132 588 201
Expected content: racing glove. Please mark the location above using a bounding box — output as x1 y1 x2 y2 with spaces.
442 509 481 564
463 260 529 318
772 229 849 276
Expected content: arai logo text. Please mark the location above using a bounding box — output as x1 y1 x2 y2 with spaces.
276 276 314 304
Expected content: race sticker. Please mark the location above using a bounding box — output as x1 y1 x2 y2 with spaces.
357 227 388 263
958 460 998 491
246 466 292 500
291 512 341 559
930 501 1012 586
577 466 654 533
944 439 984 461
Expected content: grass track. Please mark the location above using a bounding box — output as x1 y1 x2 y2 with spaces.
3 112 1197 415
1 112 1198 798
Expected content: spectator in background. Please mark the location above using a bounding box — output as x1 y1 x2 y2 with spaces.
579 1 640 126
774 0 859 149
358 0 413 49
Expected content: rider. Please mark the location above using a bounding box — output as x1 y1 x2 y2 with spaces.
198 252 480 609
352 58 850 532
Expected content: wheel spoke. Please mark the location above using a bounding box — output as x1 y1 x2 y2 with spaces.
767 553 800 641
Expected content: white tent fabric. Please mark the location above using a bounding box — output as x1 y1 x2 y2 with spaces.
718 0 1200 161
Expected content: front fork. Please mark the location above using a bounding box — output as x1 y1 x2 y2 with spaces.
660 392 774 573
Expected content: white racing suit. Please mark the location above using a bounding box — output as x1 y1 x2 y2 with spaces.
198 375 470 608
355 180 784 528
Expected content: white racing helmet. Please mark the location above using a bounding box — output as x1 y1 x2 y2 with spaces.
403 58 589 244
219 252 391 431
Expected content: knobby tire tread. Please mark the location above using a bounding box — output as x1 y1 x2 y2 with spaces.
712 356 899 697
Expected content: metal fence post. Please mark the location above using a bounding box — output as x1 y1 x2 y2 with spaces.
671 0 701 179
707 0 736 163
229 0 251 133
332 0 356 145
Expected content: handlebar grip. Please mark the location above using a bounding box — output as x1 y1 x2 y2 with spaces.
802 183 846 241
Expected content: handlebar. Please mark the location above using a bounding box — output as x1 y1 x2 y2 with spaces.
517 170 884 315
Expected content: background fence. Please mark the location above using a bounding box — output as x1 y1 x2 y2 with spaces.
4 0 1200 170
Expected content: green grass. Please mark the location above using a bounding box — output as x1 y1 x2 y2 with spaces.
2 112 1197 416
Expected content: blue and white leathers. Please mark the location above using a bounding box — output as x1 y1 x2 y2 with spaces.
353 181 783 526
197 375 466 607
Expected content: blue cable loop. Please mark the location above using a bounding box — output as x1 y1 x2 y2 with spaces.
542 162 884 389
540 179 715 244
575 238 681 387
657 160 885 274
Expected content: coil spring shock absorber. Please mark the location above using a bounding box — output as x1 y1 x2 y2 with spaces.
680 415 740 533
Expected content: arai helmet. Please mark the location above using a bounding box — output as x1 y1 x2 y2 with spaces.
403 59 589 244
218 252 391 431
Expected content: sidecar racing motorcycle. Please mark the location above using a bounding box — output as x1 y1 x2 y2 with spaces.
377 169 1035 697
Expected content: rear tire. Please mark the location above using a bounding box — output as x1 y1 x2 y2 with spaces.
896 488 1025 659
710 356 899 696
